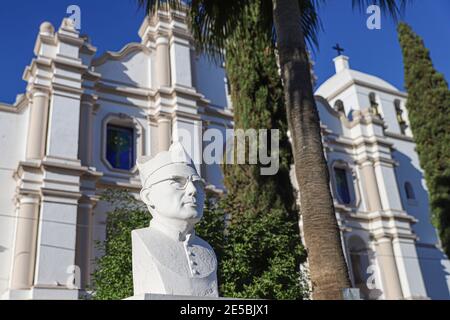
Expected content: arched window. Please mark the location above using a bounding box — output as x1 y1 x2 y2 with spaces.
405 182 416 200
394 99 408 134
334 167 351 204
369 92 381 118
334 99 345 113
106 124 135 170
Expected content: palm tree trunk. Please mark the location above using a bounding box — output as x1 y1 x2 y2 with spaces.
272 0 351 300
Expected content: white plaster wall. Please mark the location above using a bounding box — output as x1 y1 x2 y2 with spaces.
34 201 78 286
0 107 29 296
378 93 399 133
201 123 227 191
329 85 360 116
95 50 151 88
194 54 228 109
170 42 192 88
57 42 79 58
390 138 438 245
316 98 344 136
353 86 383 114
392 238 428 299
374 163 404 211
415 245 450 299
37 40 57 59
46 94 81 161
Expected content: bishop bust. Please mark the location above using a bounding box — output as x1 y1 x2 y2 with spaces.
132 142 219 297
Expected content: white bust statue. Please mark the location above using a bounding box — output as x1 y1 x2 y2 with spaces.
132 142 219 297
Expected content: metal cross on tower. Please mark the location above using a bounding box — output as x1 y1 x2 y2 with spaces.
332 43 345 56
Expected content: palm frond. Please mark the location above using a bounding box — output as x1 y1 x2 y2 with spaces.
298 0 323 52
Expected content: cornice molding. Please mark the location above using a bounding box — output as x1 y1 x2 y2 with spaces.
384 130 415 143
0 94 29 114
323 78 408 102
314 95 387 130
91 43 151 67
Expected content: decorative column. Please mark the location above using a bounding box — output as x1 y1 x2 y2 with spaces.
158 116 172 152
10 195 40 289
26 89 49 160
375 237 404 299
79 96 97 166
75 201 94 290
359 160 383 211
155 36 171 88
11 88 49 290
359 159 403 299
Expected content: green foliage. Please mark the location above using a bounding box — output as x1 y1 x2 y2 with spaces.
90 189 150 300
196 192 226 260
398 23 450 256
212 2 308 299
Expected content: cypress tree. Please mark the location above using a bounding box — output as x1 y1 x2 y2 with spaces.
213 1 308 299
397 23 450 256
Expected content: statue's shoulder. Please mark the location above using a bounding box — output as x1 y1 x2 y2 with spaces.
131 227 151 242
132 227 171 251
132 227 191 276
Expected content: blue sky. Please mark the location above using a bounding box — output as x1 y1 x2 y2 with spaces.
0 0 449 104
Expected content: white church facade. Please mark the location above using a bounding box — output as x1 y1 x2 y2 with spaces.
0 10 449 300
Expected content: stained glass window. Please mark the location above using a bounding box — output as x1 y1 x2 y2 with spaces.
334 167 351 204
106 124 134 170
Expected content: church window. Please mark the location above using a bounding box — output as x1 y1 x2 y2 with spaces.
369 92 381 118
106 124 135 170
334 99 345 113
334 167 351 204
394 99 408 134
405 182 416 200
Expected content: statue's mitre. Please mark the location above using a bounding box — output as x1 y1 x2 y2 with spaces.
136 141 198 187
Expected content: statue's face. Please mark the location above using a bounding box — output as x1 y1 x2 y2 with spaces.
142 165 205 223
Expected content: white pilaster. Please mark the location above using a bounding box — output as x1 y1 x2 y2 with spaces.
392 238 428 299
10 195 40 290
375 237 404 299
26 90 50 160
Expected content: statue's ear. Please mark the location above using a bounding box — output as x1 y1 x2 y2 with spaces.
140 188 154 208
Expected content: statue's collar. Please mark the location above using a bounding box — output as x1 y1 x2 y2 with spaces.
150 218 196 242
